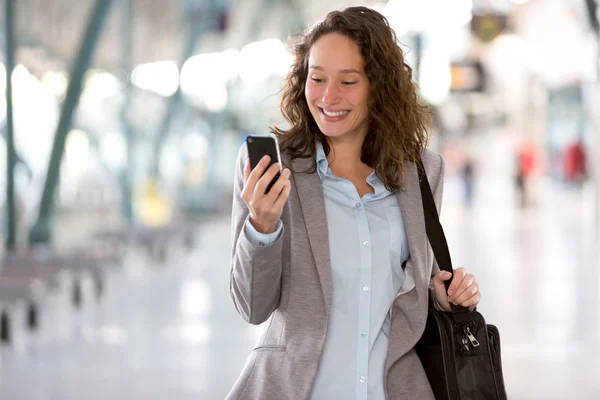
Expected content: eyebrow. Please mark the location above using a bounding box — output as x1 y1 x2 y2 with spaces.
309 65 362 74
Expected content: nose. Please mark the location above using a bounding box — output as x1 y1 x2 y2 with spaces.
322 83 340 106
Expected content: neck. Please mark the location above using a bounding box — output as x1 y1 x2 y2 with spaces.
326 135 371 174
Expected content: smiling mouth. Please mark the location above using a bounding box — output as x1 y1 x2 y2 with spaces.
320 108 350 117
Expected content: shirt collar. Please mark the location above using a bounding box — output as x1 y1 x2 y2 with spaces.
315 140 329 179
315 140 386 191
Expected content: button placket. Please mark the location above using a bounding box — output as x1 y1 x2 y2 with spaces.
354 196 371 399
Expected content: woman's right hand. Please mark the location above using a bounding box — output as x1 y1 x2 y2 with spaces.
242 156 292 234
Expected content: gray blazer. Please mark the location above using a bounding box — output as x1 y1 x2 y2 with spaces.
227 142 444 400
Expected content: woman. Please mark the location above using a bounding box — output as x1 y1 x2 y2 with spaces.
228 6 481 400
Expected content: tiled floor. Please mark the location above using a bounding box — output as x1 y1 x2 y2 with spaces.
0 171 598 399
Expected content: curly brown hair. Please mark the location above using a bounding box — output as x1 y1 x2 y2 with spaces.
270 6 432 191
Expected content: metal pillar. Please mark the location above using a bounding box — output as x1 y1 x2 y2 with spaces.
28 0 114 245
596 25 600 339
202 0 277 185
285 7 305 38
247 0 278 38
189 0 282 214
594 4 600 280
120 0 134 221
414 32 423 85
149 0 220 179
1 126 33 179
595 5 600 253
4 0 17 250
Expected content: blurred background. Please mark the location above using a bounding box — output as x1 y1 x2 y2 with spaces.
0 0 599 399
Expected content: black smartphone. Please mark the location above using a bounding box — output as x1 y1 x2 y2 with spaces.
246 135 282 194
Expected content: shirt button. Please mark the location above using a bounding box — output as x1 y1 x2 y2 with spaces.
258 241 265 246
355 203 361 208
361 331 367 337
362 285 369 292
362 241 369 246
359 376 366 383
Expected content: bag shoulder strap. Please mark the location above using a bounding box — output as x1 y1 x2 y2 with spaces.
416 159 472 321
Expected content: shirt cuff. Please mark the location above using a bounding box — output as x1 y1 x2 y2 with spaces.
244 216 283 247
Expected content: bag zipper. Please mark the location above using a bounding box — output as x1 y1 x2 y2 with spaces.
464 326 480 348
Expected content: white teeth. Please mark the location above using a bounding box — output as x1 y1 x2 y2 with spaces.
322 109 349 117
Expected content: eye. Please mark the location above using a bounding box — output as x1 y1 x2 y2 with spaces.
310 77 324 83
342 81 357 86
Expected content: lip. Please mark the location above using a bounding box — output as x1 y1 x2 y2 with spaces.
319 107 350 122
320 107 349 113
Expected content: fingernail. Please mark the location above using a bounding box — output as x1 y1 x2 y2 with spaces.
447 296 452 303
448 290 454 297
262 156 270 162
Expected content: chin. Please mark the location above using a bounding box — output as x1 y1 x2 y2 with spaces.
320 130 343 138
316 125 345 138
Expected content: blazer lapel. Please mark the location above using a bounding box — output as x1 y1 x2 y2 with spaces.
384 161 431 375
396 161 429 296
290 155 332 317
288 153 430 361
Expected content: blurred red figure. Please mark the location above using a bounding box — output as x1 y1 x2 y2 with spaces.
563 141 587 183
515 141 541 208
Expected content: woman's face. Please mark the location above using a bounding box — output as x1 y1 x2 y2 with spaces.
305 33 370 143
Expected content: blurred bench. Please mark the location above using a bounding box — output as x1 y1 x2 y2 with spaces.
92 223 198 263
0 250 123 345
0 221 198 346
0 277 45 343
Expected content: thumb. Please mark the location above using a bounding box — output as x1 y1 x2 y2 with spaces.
434 271 452 285
433 271 453 311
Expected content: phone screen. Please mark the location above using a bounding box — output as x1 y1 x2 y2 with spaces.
246 135 282 194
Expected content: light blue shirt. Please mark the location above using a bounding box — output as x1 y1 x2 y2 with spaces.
244 141 410 400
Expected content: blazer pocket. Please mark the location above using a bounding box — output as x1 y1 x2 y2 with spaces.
252 344 287 352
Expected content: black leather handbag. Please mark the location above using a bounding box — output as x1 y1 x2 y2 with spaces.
414 160 508 400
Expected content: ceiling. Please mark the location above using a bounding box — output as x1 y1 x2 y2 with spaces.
11 0 378 76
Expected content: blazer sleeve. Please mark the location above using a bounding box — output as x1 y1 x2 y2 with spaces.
229 143 284 325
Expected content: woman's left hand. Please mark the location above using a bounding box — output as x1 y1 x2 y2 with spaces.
432 268 480 312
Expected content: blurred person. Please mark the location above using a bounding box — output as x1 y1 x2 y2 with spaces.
514 154 526 208
515 139 541 208
563 139 587 184
461 156 475 208
227 7 481 400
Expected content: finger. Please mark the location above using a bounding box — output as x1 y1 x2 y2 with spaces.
246 156 272 191
433 271 452 285
432 271 453 311
273 180 292 210
451 281 478 305
449 273 475 302
244 159 251 182
447 267 466 297
458 291 481 310
255 163 282 194
265 169 291 202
